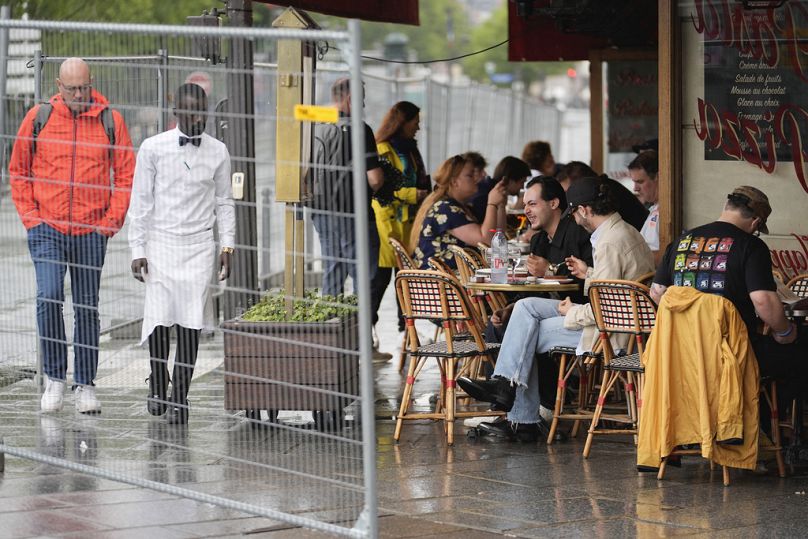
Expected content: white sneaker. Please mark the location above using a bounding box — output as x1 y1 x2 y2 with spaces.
463 416 496 428
40 378 65 413
75 385 101 414
539 405 554 423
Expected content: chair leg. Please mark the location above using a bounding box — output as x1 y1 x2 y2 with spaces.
769 381 787 478
445 359 458 445
625 372 638 444
397 330 408 372
657 458 668 481
722 466 730 486
583 369 619 458
548 353 568 445
394 353 421 441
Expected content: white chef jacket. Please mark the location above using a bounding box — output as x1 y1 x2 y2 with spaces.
128 128 236 342
640 203 660 251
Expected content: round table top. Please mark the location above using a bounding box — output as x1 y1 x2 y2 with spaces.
465 280 580 293
785 308 808 318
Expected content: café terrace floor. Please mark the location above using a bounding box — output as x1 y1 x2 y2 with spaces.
2 290 808 538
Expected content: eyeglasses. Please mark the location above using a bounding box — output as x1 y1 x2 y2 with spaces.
60 82 92 94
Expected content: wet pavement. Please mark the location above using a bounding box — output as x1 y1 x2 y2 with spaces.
3 288 808 537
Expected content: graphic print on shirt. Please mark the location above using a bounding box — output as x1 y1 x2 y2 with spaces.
672 234 733 294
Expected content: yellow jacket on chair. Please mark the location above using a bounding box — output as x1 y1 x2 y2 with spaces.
638 286 760 470
373 141 419 269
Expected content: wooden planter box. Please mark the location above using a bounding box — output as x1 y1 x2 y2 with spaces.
222 315 359 415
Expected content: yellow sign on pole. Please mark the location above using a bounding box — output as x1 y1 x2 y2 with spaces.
294 104 339 124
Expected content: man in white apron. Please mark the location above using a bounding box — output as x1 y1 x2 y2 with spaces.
128 83 235 424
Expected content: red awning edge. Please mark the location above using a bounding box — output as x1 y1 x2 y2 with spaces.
259 1 420 26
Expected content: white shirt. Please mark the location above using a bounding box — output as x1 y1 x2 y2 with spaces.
640 203 660 251
128 128 235 260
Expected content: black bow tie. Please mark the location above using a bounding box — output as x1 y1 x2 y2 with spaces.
179 136 201 147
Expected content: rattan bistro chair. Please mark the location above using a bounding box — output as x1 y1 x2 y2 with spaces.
389 238 417 371
787 273 808 298
394 270 503 445
583 280 657 458
448 245 507 322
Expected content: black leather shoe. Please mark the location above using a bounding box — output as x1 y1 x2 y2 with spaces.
478 417 542 443
146 376 168 416
457 376 515 412
165 402 188 425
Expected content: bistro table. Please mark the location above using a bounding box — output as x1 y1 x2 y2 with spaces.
465 279 579 294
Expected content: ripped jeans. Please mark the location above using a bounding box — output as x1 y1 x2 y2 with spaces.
493 297 582 424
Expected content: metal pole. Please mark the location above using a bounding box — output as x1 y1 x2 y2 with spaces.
157 48 168 132
0 5 10 150
260 188 271 281
32 48 44 391
224 0 259 317
33 49 42 103
347 18 377 539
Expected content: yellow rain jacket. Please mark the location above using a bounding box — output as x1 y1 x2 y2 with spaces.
638 286 760 470
372 141 420 268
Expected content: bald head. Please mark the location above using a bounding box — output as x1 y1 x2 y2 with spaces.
57 57 93 114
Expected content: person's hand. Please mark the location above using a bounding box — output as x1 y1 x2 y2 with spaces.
131 258 148 282
773 322 797 345
565 255 589 279
218 251 232 281
490 304 514 327
526 254 548 277
557 297 575 316
416 189 429 202
487 180 507 207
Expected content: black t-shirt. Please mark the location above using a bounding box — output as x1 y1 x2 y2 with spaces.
655 221 776 334
606 178 649 232
529 215 593 303
311 119 380 217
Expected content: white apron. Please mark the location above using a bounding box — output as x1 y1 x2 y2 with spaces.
140 228 217 344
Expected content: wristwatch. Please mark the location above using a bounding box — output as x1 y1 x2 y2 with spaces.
221 247 235 254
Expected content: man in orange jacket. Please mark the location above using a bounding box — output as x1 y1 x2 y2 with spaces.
9 57 135 414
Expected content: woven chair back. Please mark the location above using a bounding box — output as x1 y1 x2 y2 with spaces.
388 237 416 270
787 273 808 299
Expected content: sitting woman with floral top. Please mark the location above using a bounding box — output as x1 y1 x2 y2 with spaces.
410 153 507 269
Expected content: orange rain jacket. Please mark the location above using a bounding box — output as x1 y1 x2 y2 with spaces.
638 286 760 470
9 91 135 236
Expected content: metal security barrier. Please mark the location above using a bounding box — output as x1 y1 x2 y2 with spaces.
0 17 376 538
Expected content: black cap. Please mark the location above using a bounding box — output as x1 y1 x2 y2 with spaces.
561 176 602 219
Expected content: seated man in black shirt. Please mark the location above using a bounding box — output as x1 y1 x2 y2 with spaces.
478 177 592 431
488 177 592 330
651 186 806 401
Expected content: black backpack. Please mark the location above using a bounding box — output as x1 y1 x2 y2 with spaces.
31 103 116 163
307 121 351 211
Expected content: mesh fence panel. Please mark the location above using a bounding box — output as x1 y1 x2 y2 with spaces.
0 17 573 538
0 19 374 538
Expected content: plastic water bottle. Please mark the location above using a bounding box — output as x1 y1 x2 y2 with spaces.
490 229 508 284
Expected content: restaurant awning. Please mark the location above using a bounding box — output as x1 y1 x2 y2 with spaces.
508 0 657 61
257 1 420 26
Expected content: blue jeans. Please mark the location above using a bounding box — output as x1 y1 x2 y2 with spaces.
494 297 582 424
27 224 108 385
312 212 378 297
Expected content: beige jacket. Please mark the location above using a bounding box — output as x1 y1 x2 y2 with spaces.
563 212 655 352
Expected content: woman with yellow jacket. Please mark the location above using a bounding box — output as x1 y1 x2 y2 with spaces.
370 101 430 336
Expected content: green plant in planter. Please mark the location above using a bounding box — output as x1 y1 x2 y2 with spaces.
241 289 358 322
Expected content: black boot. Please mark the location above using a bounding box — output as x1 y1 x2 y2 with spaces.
146 372 169 416
147 326 171 416
165 326 199 426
